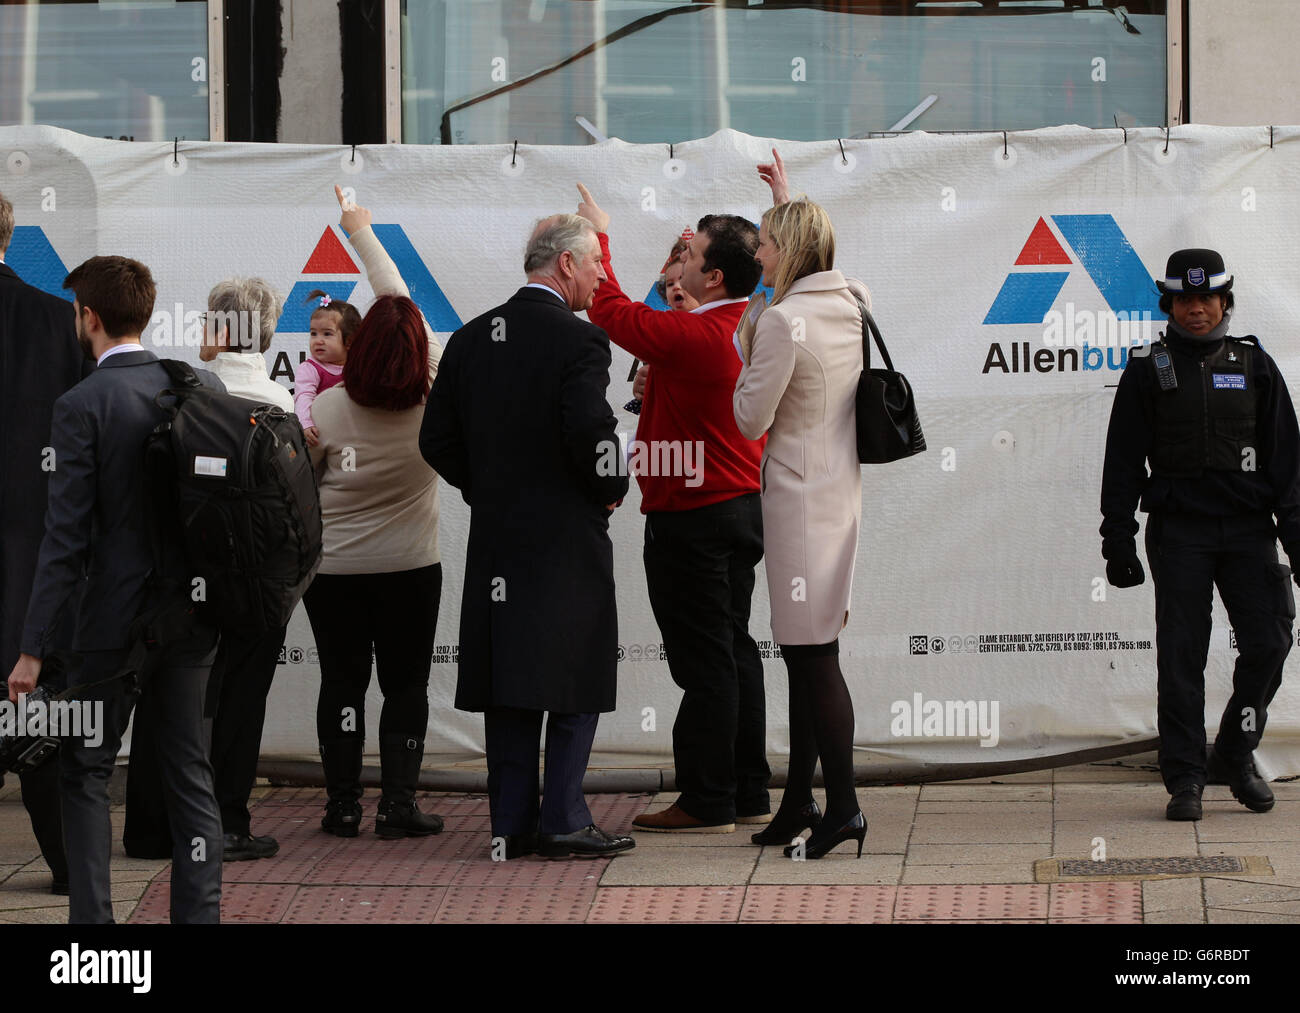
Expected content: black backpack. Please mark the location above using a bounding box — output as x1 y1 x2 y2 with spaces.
143 360 323 635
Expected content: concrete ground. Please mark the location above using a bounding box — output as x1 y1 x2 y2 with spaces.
2 751 1297 924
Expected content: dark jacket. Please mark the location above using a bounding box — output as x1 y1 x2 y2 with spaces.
420 286 628 713
0 263 87 670
21 347 225 657
1100 330 1300 562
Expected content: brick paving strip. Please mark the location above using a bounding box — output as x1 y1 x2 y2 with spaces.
1 761 1297 924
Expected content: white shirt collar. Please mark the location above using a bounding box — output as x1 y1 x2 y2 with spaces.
524 282 568 306
97 341 144 366
690 296 750 315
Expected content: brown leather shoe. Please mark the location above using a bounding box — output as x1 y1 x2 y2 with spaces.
632 804 735 834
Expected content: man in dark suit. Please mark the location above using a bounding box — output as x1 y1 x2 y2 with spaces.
0 191 83 894
7 255 226 923
420 213 634 859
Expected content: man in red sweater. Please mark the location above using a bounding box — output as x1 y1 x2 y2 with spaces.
577 184 770 833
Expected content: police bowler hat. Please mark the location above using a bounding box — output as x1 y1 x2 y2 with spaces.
1157 248 1234 316
1157 248 1233 296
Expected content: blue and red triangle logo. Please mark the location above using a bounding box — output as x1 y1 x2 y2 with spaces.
984 215 1161 324
277 226 463 333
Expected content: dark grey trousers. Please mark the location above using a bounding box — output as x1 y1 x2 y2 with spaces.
61 629 222 924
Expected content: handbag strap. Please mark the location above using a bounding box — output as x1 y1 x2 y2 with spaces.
852 294 895 373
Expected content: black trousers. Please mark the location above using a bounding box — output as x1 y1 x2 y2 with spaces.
303 564 441 746
1145 511 1294 792
483 708 598 836
208 624 287 837
67 631 222 924
643 493 770 823
124 624 287 848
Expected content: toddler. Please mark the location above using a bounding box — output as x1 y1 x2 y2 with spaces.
296 290 361 445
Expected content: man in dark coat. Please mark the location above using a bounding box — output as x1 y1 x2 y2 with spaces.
0 191 83 893
8 255 225 923
420 213 634 859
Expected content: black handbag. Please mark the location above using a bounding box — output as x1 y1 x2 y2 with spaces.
852 295 926 463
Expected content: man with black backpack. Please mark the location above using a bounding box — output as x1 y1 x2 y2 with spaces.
126 276 308 864
6 256 227 923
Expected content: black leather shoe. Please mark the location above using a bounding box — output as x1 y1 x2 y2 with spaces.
494 833 539 860
50 878 69 896
224 832 280 861
784 811 867 859
1166 784 1203 821
538 824 635 858
752 800 822 846
1222 758 1275 813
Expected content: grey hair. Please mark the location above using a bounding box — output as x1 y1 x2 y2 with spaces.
524 214 598 275
0 191 13 256
207 276 283 353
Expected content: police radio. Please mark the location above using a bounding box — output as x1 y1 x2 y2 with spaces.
1151 342 1178 392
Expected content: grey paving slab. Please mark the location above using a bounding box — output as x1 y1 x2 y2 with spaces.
749 849 901 885
1053 763 1162 782
1203 878 1300 907
857 790 920 806
0 907 70 923
901 863 1037 884
1142 877 1205 912
1052 788 1168 805
1197 818 1300 842
909 819 1051 845
931 770 1053 785
0 865 24 883
1200 841 1300 859
915 800 1052 815
597 846 758 886
904 843 1053 865
0 873 146 910
1144 907 1207 924
919 785 1053 802
1207 908 1300 923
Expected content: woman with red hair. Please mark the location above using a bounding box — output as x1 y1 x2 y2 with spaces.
304 188 445 840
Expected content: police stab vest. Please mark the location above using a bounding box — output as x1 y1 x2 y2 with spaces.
1148 338 1257 478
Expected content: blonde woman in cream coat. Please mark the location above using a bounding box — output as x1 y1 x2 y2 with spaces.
733 197 868 859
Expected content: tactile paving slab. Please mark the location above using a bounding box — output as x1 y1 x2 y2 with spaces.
435 885 597 923
588 886 745 923
128 882 297 924
222 838 347 884
451 854 610 888
1048 882 1143 922
1037 855 1272 882
894 884 1048 921
303 832 481 886
740 885 896 923
283 885 445 923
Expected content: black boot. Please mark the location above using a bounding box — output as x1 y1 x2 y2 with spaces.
1166 784 1204 821
319 738 364 837
376 734 443 839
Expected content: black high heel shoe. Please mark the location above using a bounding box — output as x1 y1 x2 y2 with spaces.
783 811 866 859
751 800 823 845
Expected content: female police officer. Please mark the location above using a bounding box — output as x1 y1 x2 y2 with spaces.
1100 248 1299 821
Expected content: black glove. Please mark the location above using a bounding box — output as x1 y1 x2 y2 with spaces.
1106 554 1145 588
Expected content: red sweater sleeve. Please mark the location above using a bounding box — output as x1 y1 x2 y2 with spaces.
587 233 742 381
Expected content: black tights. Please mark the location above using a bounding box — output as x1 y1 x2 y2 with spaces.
775 641 858 826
